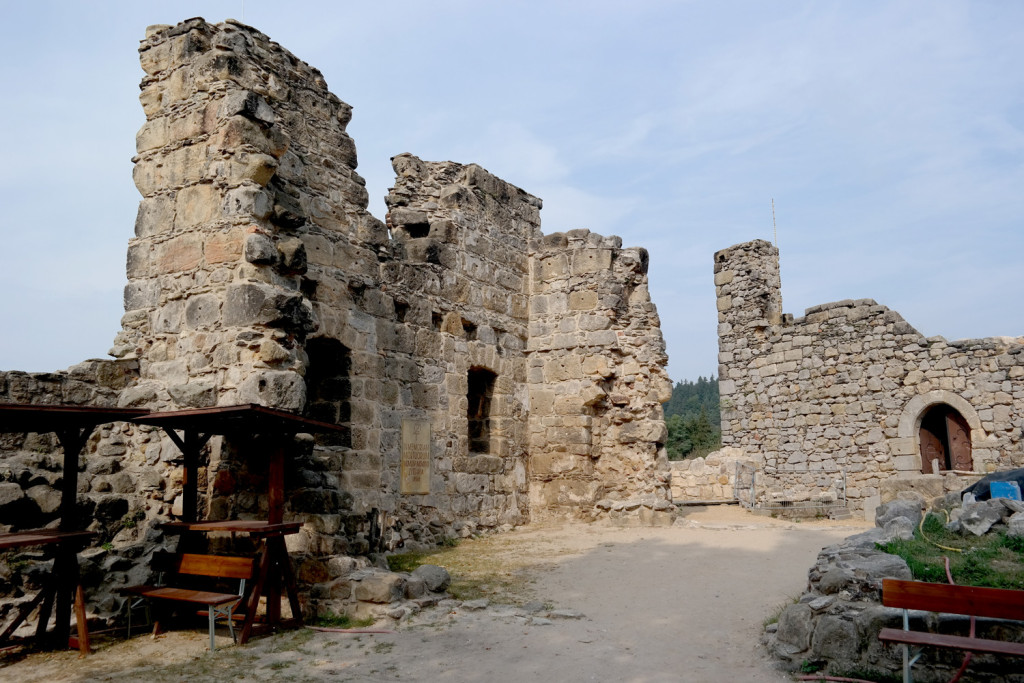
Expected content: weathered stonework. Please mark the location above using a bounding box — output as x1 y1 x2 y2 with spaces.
0 17 671 627
528 230 673 519
711 239 1024 518
669 447 756 502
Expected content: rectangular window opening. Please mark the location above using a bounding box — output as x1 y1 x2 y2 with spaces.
467 366 497 454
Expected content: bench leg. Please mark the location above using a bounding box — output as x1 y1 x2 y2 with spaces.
125 598 151 640
74 583 90 656
209 609 216 652
899 642 925 683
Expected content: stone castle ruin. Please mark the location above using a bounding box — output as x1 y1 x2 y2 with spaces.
0 17 672 624
708 239 1024 518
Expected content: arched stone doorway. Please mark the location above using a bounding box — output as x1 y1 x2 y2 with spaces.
918 404 972 474
896 390 984 474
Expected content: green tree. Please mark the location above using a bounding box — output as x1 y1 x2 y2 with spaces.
663 376 722 460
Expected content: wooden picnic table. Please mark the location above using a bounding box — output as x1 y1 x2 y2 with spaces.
133 405 346 642
0 403 147 654
0 530 96 652
158 520 304 642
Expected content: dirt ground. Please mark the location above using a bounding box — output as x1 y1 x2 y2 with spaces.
0 506 869 682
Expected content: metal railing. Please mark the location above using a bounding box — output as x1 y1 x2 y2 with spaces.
734 462 846 512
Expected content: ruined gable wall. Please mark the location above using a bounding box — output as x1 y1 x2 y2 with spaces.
373 155 537 536
120 19 538 551
115 19 376 560
714 239 1024 517
120 17 348 410
527 230 673 521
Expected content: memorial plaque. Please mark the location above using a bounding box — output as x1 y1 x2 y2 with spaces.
401 419 431 494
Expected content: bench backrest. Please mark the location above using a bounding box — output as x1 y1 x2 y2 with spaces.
152 551 256 580
882 579 1024 622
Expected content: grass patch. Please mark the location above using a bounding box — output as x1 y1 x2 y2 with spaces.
386 539 460 573
387 533 551 605
269 627 315 652
312 613 376 629
763 595 798 629
799 659 824 674
879 512 1024 588
843 669 902 683
386 550 436 573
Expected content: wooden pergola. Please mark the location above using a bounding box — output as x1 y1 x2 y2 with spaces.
0 403 345 647
131 404 347 642
0 403 147 654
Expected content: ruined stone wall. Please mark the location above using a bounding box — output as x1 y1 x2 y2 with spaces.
669 447 757 502
376 155 538 535
0 362 139 533
0 16 673 626
527 230 673 521
714 239 1024 517
112 17 670 537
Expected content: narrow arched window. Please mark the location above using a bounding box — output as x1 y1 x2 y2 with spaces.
467 367 497 454
304 338 351 448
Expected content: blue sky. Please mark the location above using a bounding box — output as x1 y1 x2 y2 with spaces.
0 1 1021 382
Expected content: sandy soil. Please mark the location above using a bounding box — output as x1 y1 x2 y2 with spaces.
0 506 869 682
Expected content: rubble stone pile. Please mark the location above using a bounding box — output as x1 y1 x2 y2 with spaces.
767 491 1024 681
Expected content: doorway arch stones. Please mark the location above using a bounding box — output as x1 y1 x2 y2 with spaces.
890 390 986 473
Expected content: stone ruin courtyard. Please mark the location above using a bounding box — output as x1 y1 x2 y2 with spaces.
1 12 1023 683
0 508 864 683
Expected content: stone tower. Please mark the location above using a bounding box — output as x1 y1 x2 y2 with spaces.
714 239 783 447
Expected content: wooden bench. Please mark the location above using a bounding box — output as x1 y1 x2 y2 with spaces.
118 552 255 651
879 578 1024 683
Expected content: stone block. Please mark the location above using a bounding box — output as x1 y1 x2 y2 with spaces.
568 290 598 310
277 237 307 273
570 249 612 275
412 564 451 592
123 279 160 311
175 184 221 227
809 614 859 662
237 370 305 411
219 90 276 126
537 254 568 281
223 185 273 219
154 234 203 274
714 269 734 286
888 456 917 474
775 603 813 652
454 473 489 494
223 283 271 326
134 195 175 238
167 381 216 408
205 229 244 264
184 293 220 328
136 118 168 153
455 456 503 474
354 573 405 603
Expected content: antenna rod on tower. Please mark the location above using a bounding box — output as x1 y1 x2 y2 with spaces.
771 198 778 247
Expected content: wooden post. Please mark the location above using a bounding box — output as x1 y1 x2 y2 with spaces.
268 441 286 525
161 429 211 522
55 428 89 531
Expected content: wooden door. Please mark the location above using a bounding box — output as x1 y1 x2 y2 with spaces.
919 427 945 474
946 411 972 472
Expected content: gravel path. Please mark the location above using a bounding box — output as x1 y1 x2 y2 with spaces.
1 507 867 682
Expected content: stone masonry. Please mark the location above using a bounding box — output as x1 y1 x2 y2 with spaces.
0 17 672 626
711 239 1024 518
